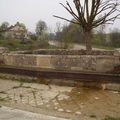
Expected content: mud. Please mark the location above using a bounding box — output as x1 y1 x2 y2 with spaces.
0 78 120 120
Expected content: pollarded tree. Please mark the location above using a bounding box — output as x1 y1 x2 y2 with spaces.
54 0 120 51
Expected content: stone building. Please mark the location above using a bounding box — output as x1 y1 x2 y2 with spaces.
2 22 28 40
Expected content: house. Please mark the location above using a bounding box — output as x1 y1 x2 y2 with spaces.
2 22 28 40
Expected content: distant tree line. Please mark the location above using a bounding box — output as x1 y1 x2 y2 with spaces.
54 22 120 49
0 20 120 50
54 0 120 51
0 20 53 50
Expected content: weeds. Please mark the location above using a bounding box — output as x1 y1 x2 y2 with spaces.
90 114 96 118
0 97 6 101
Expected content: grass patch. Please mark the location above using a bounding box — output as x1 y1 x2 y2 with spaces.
92 44 115 50
0 38 59 51
0 39 33 51
47 45 59 49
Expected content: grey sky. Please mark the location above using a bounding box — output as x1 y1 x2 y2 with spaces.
0 0 120 32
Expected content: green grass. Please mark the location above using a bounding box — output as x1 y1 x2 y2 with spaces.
92 44 115 50
47 44 59 49
0 37 117 51
0 39 33 51
0 38 59 51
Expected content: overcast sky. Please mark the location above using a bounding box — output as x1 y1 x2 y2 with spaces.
0 0 120 32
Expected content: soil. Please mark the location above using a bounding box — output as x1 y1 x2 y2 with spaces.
0 78 120 120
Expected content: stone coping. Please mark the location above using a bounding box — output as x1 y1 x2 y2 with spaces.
12 49 116 56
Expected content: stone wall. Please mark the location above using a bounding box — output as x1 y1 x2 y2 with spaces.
0 53 4 65
17 49 115 55
3 54 37 67
1 53 120 73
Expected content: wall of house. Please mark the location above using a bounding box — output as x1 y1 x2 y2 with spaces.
2 22 27 39
1 53 120 72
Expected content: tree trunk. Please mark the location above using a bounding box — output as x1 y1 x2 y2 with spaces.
84 31 92 51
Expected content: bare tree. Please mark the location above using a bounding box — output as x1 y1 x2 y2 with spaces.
54 0 120 51
36 20 47 37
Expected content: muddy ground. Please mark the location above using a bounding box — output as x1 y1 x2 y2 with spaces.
0 78 120 120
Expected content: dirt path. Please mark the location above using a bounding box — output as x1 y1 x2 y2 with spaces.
48 41 106 50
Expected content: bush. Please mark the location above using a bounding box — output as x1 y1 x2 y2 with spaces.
110 29 120 48
33 40 49 49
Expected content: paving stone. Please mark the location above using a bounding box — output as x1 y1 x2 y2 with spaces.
75 111 82 115
66 110 72 113
54 107 58 110
54 102 59 106
94 97 100 100
57 108 64 112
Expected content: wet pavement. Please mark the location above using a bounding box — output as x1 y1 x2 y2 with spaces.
0 78 120 120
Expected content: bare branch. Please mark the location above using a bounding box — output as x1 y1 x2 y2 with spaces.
53 15 79 25
54 0 120 50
